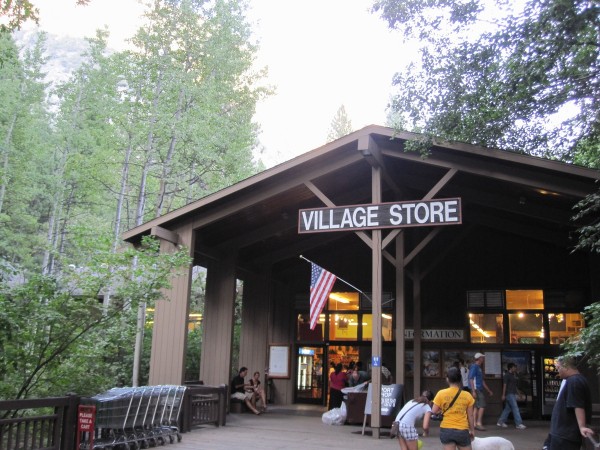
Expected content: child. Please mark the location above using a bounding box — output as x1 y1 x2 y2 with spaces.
393 390 434 450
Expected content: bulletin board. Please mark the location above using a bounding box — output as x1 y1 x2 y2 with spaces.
268 344 290 378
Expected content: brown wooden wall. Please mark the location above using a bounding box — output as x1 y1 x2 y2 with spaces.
238 271 270 381
268 280 295 404
148 225 194 385
199 254 237 386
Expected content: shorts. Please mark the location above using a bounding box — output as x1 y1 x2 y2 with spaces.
231 391 253 401
398 422 419 441
474 388 486 408
440 427 471 447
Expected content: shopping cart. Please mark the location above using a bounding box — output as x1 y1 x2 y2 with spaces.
156 385 186 444
79 385 187 449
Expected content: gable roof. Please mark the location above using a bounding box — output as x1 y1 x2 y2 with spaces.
123 125 599 275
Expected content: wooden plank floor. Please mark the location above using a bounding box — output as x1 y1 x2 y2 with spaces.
173 405 552 450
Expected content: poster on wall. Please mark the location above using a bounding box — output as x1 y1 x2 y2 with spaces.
268 344 290 378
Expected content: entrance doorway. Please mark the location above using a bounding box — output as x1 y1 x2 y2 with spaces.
294 344 362 405
295 346 325 404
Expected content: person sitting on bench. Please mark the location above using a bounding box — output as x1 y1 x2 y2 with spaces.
231 367 261 415
249 371 268 412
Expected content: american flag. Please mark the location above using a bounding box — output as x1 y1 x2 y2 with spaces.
309 263 336 330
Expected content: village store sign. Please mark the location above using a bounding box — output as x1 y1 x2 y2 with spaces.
298 198 462 233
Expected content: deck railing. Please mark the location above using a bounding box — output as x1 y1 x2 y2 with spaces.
0 395 78 450
0 384 228 450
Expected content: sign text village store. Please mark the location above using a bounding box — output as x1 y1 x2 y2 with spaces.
123 126 599 427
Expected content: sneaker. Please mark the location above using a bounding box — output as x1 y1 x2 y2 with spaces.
516 424 527 430
497 421 507 428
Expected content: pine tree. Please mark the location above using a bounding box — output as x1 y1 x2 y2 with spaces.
326 105 353 143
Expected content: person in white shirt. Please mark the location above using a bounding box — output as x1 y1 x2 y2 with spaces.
393 390 434 450
455 359 470 392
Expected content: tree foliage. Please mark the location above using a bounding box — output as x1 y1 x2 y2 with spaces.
326 105 354 143
563 301 600 374
373 0 599 162
0 236 191 400
0 1 90 32
0 0 268 396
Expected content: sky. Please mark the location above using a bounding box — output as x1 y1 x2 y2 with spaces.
29 0 410 167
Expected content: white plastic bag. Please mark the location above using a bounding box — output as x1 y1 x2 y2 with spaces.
321 402 347 426
341 381 369 394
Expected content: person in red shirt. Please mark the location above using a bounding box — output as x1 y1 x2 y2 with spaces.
329 363 347 410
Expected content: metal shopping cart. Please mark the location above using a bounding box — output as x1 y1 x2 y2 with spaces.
156 385 186 444
79 385 187 449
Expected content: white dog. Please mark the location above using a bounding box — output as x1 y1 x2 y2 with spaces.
471 436 515 450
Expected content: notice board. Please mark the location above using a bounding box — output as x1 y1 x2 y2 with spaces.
268 344 290 378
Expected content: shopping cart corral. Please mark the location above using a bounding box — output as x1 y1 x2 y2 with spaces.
79 385 186 449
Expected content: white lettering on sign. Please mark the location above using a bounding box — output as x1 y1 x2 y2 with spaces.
404 329 464 341
298 198 461 233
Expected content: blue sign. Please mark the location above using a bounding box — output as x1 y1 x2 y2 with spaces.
372 356 381 367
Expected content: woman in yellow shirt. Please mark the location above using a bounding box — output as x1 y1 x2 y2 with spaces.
432 366 475 449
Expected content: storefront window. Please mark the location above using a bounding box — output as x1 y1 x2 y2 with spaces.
548 313 584 344
328 292 359 310
361 313 393 341
506 289 544 310
329 313 358 340
469 313 504 343
509 313 544 344
296 313 324 341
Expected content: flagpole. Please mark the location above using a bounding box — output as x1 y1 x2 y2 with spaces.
299 255 372 302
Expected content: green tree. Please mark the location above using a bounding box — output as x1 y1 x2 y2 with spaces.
0 31 52 272
0 0 269 390
373 0 599 161
326 105 354 143
0 1 90 32
0 236 191 400
118 0 268 227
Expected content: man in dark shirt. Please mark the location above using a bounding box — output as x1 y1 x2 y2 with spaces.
231 366 260 415
497 363 526 429
548 355 593 450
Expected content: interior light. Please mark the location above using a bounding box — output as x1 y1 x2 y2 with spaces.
382 314 392 319
329 293 350 303
469 318 489 338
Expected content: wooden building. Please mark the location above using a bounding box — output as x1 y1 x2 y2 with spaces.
123 125 599 421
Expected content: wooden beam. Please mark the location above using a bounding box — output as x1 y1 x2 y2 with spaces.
358 134 403 196
124 151 363 241
404 228 442 267
381 146 595 198
304 180 374 249
423 168 458 200
151 226 179 245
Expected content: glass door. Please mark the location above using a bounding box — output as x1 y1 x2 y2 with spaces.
295 346 325 404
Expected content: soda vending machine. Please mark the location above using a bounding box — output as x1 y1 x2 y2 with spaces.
542 356 560 416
